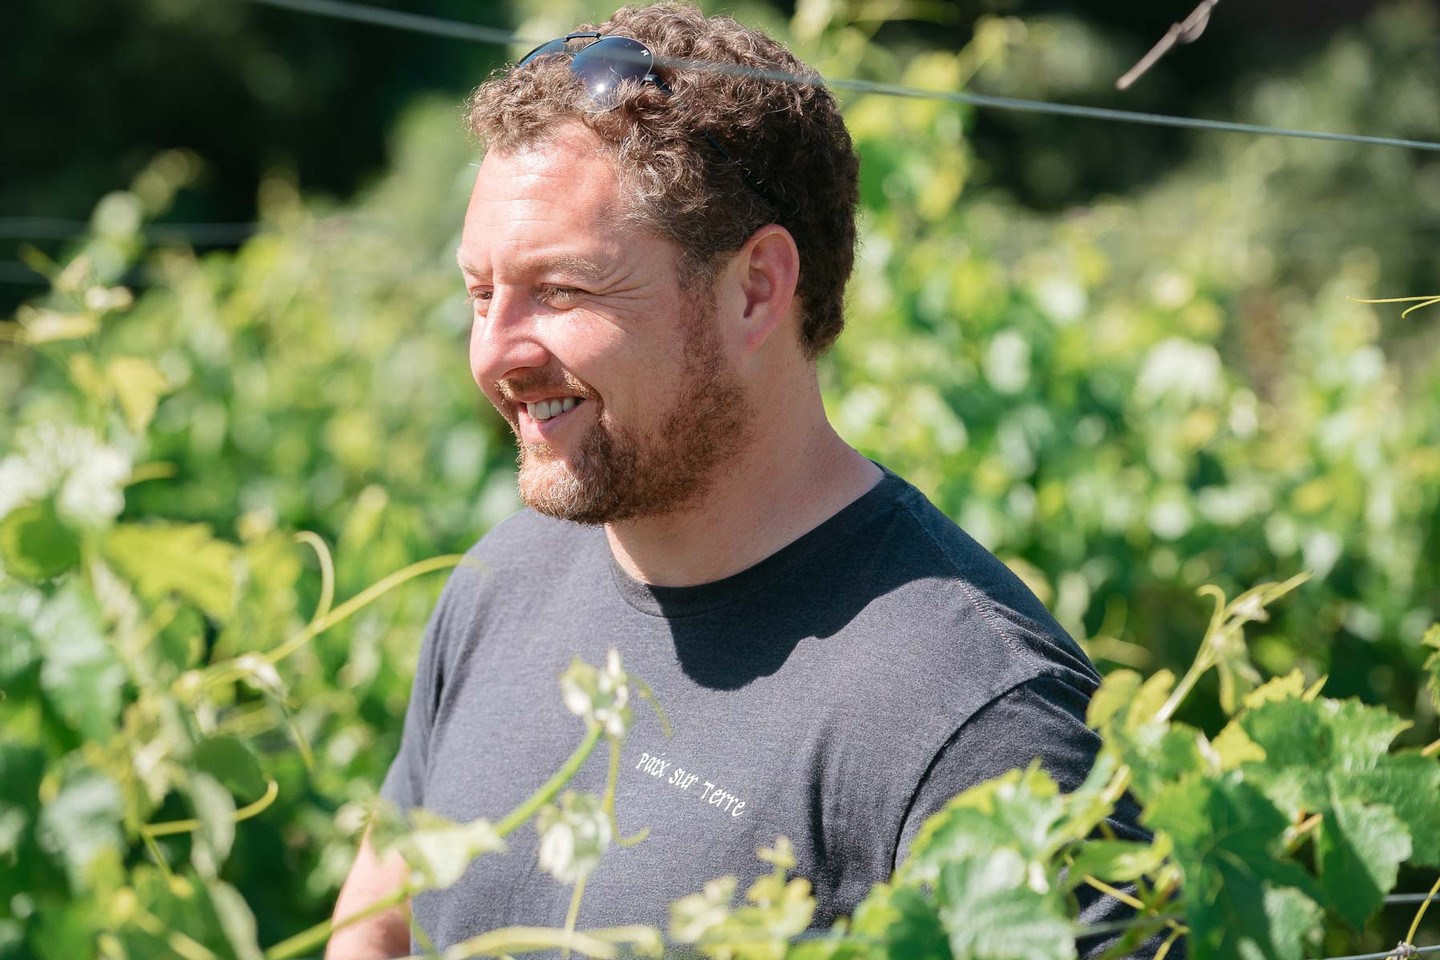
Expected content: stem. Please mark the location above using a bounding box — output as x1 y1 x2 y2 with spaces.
603 737 648 847
264 554 463 666
561 875 589 960
1422 738 1439 758
294 531 336 626
1406 874 1440 946
496 724 603 839
1283 812 1323 854
140 831 175 882
1084 876 1147 912
268 722 599 960
143 779 280 837
265 887 411 960
1152 924 1186 960
1091 913 1185 960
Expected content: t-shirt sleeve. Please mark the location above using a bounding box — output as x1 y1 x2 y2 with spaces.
894 674 1178 960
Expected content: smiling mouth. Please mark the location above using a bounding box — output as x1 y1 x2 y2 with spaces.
525 397 585 421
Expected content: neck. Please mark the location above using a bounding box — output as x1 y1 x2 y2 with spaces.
604 385 881 587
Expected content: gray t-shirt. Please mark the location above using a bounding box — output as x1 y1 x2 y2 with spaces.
382 467 1153 952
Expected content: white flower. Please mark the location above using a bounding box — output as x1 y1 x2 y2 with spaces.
0 424 131 527
536 791 611 885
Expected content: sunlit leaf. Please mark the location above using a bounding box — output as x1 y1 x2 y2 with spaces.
935 850 1073 960
1145 774 1321 960
209 880 265 960
1317 797 1410 929
105 522 237 620
35 769 125 893
108 356 170 434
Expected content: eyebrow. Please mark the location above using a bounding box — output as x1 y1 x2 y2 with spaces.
455 252 612 285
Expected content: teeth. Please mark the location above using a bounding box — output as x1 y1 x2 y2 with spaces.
526 397 582 421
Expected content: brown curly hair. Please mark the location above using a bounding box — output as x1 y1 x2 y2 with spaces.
465 3 860 358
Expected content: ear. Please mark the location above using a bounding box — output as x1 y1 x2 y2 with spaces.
731 224 800 354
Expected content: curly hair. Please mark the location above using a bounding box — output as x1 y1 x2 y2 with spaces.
465 3 860 359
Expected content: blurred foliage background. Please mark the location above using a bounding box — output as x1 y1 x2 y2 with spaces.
3 0 1440 955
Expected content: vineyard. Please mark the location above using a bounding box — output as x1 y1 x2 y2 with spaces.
4 0 1440 957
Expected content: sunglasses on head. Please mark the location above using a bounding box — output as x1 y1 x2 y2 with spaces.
514 32 773 205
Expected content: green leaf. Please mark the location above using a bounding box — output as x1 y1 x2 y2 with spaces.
34 585 125 741
935 850 1074 960
1242 696 1440 874
0 500 82 580
1212 721 1266 770
852 884 951 960
903 766 1065 885
1339 753 1440 866
670 875 737 944
1065 836 1171 888
194 736 266 803
209 880 265 960
1145 774 1321 960
1241 669 1309 709
1086 670 1142 730
105 522 238 620
187 772 237 879
108 355 169 433
387 809 505 890
1317 797 1410 929
35 768 125 893
0 588 40 693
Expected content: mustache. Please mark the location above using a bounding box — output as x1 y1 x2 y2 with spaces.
494 369 596 405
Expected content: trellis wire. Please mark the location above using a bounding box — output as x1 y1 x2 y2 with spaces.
248 0 1440 154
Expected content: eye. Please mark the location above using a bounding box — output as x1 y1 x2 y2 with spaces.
541 285 583 306
467 288 493 312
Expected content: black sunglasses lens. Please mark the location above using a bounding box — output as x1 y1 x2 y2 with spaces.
570 37 655 110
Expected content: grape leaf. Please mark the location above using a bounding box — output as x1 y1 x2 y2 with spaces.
0 500 82 581
1239 695 1440 927
935 849 1074 960
33 586 125 741
384 808 505 890
105 522 237 620
209 879 265 960
851 884 952 960
108 355 170 433
1317 797 1410 929
187 771 237 879
35 768 125 894
194 736 266 803
1145 773 1321 960
902 766 1066 885
1064 836 1171 889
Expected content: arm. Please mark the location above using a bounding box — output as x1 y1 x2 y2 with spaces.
325 828 412 960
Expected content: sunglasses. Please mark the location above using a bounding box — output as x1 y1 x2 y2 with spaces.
515 32 772 205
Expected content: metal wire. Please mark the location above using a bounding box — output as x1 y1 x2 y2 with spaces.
245 0 1440 154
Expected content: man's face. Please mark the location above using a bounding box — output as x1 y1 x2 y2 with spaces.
459 125 751 524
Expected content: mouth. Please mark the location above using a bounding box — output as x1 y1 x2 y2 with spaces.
524 396 586 422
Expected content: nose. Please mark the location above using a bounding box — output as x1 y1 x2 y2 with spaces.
469 287 551 391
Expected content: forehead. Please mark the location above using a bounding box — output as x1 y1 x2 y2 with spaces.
459 125 642 273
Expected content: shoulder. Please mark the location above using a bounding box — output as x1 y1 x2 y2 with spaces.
835 467 1100 698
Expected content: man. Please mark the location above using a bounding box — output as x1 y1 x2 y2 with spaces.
328 4 1150 957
